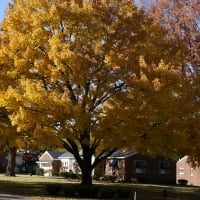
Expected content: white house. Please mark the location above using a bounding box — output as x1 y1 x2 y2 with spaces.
37 150 63 176
37 150 98 176
58 152 79 173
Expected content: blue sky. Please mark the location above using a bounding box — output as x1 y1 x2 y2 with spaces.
0 0 11 22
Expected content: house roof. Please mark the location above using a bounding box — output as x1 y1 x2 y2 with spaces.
177 155 188 164
39 150 63 161
47 150 63 159
108 150 137 159
58 152 74 159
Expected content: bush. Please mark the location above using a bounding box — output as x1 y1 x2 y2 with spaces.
62 184 133 199
103 175 117 182
63 184 78 197
130 178 139 183
36 168 44 176
60 171 81 179
96 186 132 199
178 179 188 186
115 187 131 199
99 186 117 199
46 184 62 195
76 185 100 198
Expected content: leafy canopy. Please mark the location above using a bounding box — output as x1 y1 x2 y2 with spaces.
0 0 197 175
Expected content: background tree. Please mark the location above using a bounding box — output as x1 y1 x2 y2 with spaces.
105 57 197 160
139 0 200 74
0 0 188 184
0 108 18 176
0 35 21 176
139 0 200 165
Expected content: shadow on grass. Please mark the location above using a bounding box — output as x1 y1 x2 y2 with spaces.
0 180 47 196
0 177 200 200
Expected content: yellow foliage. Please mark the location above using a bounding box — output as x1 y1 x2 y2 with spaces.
0 0 197 163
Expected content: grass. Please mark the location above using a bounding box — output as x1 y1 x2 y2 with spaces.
0 174 200 199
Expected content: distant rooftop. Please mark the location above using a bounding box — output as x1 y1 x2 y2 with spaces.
47 150 64 159
108 151 137 159
59 152 74 158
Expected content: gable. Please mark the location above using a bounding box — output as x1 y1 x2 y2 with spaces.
39 150 63 161
39 151 53 161
177 156 188 164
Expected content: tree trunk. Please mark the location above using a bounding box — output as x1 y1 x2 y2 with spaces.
6 146 16 176
81 166 93 185
80 146 93 185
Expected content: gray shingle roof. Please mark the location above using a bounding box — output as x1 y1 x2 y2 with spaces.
47 150 63 159
58 152 74 158
108 151 137 159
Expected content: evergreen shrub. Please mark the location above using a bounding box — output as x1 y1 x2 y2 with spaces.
46 183 62 195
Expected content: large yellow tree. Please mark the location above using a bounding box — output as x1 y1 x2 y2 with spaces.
0 0 189 184
108 58 198 160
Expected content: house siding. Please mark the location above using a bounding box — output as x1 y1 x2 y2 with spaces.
39 153 52 161
37 151 63 176
176 156 200 186
94 160 105 177
131 154 176 184
105 152 176 184
59 158 76 172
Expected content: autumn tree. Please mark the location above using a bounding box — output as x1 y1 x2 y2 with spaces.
0 0 187 184
139 0 200 74
138 0 200 165
0 108 18 176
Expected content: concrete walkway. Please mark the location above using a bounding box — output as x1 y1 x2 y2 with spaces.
0 194 35 200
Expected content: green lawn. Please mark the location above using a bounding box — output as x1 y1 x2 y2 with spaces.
0 174 200 199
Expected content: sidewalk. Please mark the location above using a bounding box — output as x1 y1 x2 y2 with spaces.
0 194 35 200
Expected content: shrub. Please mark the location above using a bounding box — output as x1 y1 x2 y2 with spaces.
60 172 70 178
60 171 81 179
130 178 139 183
97 186 132 199
63 184 78 197
103 175 117 182
99 186 117 199
36 168 44 176
178 179 188 186
46 184 62 195
76 185 100 198
115 187 131 199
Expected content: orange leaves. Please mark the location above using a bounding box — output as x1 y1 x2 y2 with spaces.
0 0 194 160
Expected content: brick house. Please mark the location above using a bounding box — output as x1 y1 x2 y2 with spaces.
105 151 176 184
176 155 200 186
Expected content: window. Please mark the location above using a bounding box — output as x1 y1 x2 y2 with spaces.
73 161 80 173
159 161 170 174
62 161 68 168
135 160 146 174
190 168 194 176
41 163 51 168
178 168 184 175
109 159 119 175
